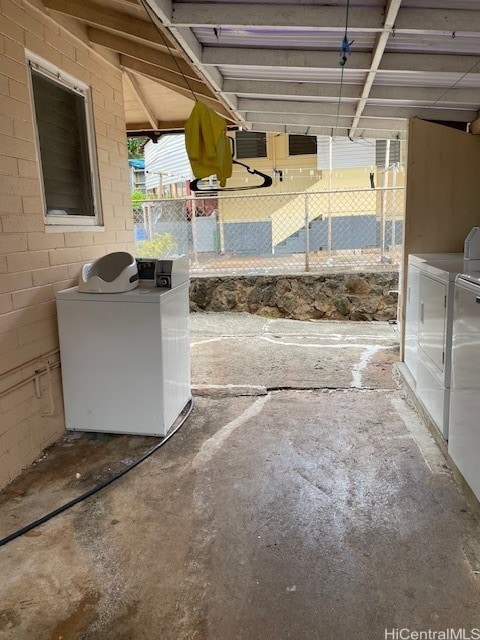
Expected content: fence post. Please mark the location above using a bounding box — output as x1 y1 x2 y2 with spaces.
327 135 333 254
143 202 153 239
190 204 200 268
380 140 391 262
392 163 397 256
304 192 310 272
218 208 225 254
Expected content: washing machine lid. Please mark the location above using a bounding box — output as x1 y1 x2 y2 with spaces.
417 258 465 282
456 271 480 286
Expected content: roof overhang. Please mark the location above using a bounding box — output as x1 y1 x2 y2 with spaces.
141 0 480 140
42 0 239 132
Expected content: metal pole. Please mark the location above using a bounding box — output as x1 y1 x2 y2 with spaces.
380 139 390 262
327 135 333 254
304 192 310 272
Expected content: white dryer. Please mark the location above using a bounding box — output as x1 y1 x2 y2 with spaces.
448 272 480 501
405 253 462 382
415 258 464 440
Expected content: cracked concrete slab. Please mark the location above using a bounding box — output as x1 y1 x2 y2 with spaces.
190 312 398 390
0 313 479 640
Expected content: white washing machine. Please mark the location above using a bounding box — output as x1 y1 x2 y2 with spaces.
415 258 464 440
56 282 191 437
448 272 480 501
404 253 462 382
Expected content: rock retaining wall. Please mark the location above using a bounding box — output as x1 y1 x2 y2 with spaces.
190 272 399 321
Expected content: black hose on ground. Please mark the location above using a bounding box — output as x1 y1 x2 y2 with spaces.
0 397 195 549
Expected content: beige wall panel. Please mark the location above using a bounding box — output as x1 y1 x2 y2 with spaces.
404 119 480 256
0 0 135 488
400 118 480 356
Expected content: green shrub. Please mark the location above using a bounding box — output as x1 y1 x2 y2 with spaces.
135 233 177 258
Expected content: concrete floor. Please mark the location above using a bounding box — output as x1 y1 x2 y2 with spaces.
0 313 479 639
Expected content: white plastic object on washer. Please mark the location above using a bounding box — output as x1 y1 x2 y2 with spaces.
78 252 139 293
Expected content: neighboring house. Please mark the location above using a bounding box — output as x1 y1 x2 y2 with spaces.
218 132 405 252
144 135 192 198
143 130 405 256
128 159 146 194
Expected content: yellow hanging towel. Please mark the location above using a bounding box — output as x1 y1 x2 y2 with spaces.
184 101 232 187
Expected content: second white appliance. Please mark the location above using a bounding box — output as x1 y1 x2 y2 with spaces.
448 272 480 501
415 258 464 439
404 253 462 382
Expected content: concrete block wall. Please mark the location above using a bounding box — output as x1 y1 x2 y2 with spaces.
0 0 135 488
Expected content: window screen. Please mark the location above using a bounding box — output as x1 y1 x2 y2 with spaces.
375 140 401 167
235 131 267 159
289 135 317 156
31 69 95 216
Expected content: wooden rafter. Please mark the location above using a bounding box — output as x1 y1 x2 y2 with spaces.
44 0 180 54
120 55 235 120
126 120 188 131
124 70 158 129
87 28 197 80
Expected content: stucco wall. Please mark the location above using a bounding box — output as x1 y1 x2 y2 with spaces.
0 0 134 488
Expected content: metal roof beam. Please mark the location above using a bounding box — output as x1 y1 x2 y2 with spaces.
171 3 384 30
224 80 362 100
395 9 480 34
239 98 477 122
171 2 480 34
244 111 407 131
204 47 480 75
248 122 406 140
225 79 480 105
350 0 411 136
239 99 355 117
203 48 372 69
363 106 476 122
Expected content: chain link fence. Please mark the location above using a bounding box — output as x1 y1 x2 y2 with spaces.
133 186 405 275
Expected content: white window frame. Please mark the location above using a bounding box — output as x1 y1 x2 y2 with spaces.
26 51 103 230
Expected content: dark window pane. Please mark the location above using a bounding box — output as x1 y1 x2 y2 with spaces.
289 135 317 156
375 140 401 167
235 131 267 159
31 70 95 216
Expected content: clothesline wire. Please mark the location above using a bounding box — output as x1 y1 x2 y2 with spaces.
334 0 351 138
139 0 198 102
430 58 480 108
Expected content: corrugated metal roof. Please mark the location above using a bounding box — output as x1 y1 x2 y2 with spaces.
375 70 480 88
386 34 480 55
159 0 480 138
